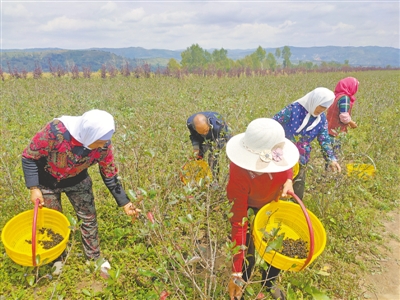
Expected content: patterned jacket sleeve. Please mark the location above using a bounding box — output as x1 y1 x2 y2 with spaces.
273 105 292 125
317 120 337 162
21 122 54 188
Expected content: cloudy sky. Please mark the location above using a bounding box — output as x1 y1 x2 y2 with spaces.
1 0 399 50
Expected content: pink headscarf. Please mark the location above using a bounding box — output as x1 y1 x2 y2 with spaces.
334 77 359 106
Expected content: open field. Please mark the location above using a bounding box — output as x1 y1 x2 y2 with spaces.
0 70 399 299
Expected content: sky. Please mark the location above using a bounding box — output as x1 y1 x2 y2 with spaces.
1 0 399 51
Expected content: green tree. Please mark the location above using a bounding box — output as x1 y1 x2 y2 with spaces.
211 48 228 63
180 44 211 71
265 52 277 71
210 48 234 71
167 58 181 72
254 46 266 62
282 46 292 68
275 48 281 59
240 46 267 70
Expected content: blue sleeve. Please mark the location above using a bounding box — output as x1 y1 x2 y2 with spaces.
317 121 336 162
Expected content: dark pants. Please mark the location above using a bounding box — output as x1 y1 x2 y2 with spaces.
242 207 281 290
39 176 100 259
293 164 307 200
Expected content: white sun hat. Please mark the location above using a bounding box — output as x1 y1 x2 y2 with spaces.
226 118 299 173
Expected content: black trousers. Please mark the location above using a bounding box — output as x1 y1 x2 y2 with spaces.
293 164 307 200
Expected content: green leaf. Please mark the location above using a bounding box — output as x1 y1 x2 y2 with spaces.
35 254 41 265
265 234 284 252
26 275 35 286
137 187 148 196
186 214 193 222
82 289 91 296
311 290 330 300
138 268 155 277
67 214 77 227
316 270 331 276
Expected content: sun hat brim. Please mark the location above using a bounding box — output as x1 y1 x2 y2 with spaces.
226 133 300 173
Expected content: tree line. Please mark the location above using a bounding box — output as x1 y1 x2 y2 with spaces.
0 44 395 81
167 44 356 73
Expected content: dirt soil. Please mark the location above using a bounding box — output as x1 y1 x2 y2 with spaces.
360 209 400 299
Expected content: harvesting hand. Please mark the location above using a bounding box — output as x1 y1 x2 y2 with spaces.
281 179 294 198
328 161 342 173
123 202 141 219
349 120 358 129
30 187 45 207
228 276 244 300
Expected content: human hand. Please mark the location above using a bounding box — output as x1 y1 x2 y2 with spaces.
123 202 141 219
349 120 358 129
30 188 44 207
329 161 342 173
228 276 244 300
281 179 294 198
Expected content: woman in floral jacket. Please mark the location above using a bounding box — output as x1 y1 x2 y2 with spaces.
273 87 341 199
22 109 140 276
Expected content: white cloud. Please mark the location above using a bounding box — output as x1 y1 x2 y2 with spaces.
2 3 31 18
121 7 146 22
39 16 94 32
1 1 398 49
100 2 117 13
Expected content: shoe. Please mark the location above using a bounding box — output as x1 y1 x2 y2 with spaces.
52 261 64 275
270 285 286 300
100 260 111 279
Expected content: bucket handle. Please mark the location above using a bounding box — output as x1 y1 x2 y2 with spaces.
287 191 315 271
32 198 40 266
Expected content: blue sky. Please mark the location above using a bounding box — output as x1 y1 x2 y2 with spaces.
1 0 399 50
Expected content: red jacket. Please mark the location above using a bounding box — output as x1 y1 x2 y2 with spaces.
326 95 353 136
226 162 293 272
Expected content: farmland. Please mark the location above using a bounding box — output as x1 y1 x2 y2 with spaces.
0 70 399 299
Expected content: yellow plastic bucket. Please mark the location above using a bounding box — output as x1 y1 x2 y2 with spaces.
253 200 326 272
180 160 212 185
1 207 70 266
293 161 299 179
346 163 375 179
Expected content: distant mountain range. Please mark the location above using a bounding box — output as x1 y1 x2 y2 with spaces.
1 46 399 73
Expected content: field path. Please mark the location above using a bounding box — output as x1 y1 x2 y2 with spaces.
361 209 400 299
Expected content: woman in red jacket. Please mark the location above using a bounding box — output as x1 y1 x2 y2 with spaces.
226 118 299 300
326 77 359 158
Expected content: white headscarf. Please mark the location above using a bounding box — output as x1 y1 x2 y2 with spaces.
57 109 115 148
295 87 335 133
